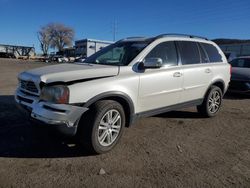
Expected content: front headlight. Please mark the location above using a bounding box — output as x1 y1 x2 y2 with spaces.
40 85 69 104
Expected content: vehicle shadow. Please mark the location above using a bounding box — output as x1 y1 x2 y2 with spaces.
224 92 250 100
0 95 95 158
156 92 250 119
155 110 204 119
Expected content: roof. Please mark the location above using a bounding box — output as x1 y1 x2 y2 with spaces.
0 44 34 48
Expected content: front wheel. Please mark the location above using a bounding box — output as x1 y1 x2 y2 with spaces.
197 86 223 117
77 100 125 154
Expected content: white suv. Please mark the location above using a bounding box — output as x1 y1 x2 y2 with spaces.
15 34 231 153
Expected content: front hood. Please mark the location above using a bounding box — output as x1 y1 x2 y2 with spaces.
18 63 119 84
231 67 250 81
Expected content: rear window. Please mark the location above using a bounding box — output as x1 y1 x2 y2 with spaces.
177 41 200 65
201 43 223 63
229 58 250 68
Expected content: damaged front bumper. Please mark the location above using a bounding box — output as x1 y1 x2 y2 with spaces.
15 89 88 136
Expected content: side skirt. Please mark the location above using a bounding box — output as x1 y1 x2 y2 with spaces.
130 99 203 124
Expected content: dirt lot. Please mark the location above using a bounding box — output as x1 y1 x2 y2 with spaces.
0 58 249 187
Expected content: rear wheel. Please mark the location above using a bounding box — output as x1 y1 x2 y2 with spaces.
77 100 125 154
197 86 223 117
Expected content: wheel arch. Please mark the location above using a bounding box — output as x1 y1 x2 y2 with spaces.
83 91 135 127
203 79 226 99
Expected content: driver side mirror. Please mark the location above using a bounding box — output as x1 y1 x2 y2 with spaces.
143 58 163 69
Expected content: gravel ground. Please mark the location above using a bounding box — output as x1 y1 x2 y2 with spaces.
0 58 249 187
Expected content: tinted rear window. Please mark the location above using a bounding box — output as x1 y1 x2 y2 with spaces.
177 41 200 65
201 43 223 63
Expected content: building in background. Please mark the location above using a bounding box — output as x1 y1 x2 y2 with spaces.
0 44 35 58
219 43 250 57
56 47 75 57
213 39 250 57
75 39 113 58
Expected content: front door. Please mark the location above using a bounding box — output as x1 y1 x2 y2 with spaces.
138 41 183 113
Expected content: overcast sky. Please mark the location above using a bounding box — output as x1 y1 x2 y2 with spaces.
0 0 250 53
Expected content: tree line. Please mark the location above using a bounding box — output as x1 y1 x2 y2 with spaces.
37 23 75 56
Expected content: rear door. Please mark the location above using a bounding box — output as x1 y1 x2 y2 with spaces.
177 41 213 103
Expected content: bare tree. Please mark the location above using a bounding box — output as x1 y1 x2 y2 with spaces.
38 23 75 54
37 26 51 56
48 23 75 51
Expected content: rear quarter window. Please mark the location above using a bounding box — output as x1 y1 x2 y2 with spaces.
201 43 223 63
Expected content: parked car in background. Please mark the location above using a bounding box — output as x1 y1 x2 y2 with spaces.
229 57 250 93
0 52 16 58
38 56 50 63
67 57 76 63
74 55 86 63
50 55 69 63
15 34 230 154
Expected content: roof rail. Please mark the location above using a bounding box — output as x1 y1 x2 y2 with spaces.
125 36 147 39
155 33 208 40
119 36 148 42
117 37 148 42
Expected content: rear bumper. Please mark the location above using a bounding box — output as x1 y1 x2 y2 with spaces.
15 89 88 136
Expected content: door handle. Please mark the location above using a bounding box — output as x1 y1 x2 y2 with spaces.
205 68 211 73
173 72 182 77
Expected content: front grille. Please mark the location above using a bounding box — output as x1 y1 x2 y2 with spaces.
43 105 66 113
17 96 33 104
20 80 39 94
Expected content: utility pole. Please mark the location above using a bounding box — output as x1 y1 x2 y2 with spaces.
112 20 117 42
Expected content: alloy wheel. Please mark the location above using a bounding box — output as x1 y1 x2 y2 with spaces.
97 109 121 147
208 90 221 114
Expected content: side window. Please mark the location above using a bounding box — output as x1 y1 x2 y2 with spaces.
177 41 201 65
198 43 210 63
145 42 178 66
201 43 223 63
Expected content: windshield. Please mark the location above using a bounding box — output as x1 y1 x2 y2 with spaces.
230 58 250 68
84 41 150 66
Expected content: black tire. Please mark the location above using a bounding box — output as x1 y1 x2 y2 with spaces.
77 100 125 154
197 86 223 117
